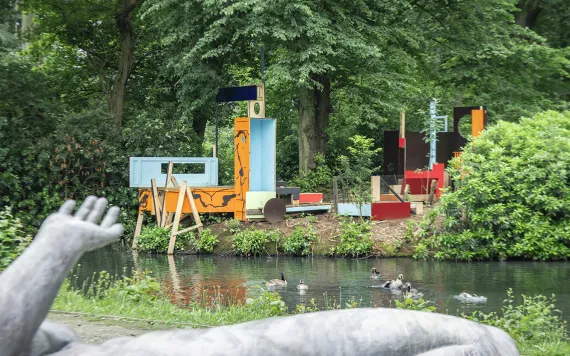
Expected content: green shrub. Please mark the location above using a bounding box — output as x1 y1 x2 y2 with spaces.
289 153 332 192
465 289 568 346
395 295 435 312
0 207 31 271
283 226 316 256
232 228 276 256
416 111 570 261
136 226 187 253
193 228 219 253
335 218 374 257
225 219 242 235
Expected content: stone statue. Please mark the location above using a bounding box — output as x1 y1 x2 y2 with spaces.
0 197 520 356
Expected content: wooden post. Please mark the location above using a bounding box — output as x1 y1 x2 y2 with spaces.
428 179 439 205
132 212 144 249
185 186 203 233
151 179 162 226
168 181 187 255
160 161 174 227
332 177 339 213
371 176 381 202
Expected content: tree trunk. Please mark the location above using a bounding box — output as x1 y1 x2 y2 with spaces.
515 0 541 29
108 0 139 128
298 75 331 175
192 111 208 143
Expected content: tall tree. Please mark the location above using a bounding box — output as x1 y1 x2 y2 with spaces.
21 0 143 127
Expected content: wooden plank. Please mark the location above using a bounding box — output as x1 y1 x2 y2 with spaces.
132 212 144 249
151 179 162 226
186 186 203 232
160 161 174 227
168 181 187 255
170 176 179 188
174 224 203 236
332 177 339 213
371 176 381 202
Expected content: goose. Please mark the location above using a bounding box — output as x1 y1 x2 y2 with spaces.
453 292 487 303
296 280 309 290
402 282 423 300
382 274 404 289
266 272 287 288
370 268 381 280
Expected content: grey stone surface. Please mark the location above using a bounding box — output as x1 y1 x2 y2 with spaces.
0 197 519 356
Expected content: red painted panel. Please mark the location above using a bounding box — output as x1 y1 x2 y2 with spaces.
403 163 445 197
399 137 406 148
299 193 323 204
371 202 411 221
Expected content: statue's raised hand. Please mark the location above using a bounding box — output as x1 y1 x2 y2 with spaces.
37 196 123 253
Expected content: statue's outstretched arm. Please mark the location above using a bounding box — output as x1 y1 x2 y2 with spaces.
0 197 123 356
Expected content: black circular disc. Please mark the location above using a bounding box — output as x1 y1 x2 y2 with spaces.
263 198 286 224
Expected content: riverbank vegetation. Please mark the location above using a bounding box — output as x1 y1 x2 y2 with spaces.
411 111 570 261
54 270 570 355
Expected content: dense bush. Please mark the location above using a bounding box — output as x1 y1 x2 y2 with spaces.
192 228 219 253
232 228 279 257
283 226 316 256
334 218 374 257
415 111 570 261
289 154 332 193
0 207 31 271
136 226 187 253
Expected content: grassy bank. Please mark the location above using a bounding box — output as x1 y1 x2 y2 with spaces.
53 271 570 355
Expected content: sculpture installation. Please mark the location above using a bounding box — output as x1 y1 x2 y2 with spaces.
0 197 519 355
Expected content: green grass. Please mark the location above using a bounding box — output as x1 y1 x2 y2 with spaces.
54 271 570 354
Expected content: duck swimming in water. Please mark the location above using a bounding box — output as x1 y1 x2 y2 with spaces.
453 292 487 303
370 268 381 280
296 280 309 290
266 272 287 288
382 274 404 289
402 282 423 300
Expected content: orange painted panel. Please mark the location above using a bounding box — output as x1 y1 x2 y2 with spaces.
138 187 236 214
234 117 250 221
472 109 485 137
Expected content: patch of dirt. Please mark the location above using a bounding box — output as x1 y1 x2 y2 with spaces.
207 208 431 257
47 312 152 344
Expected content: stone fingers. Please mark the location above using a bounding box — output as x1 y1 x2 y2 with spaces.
58 200 76 215
74 196 97 220
87 198 108 224
101 206 120 228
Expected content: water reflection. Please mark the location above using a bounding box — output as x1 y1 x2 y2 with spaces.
76 247 570 320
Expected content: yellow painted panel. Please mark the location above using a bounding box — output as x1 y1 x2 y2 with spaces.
472 109 485 137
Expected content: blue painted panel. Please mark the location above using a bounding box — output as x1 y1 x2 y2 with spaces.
216 86 258 102
250 118 276 192
337 203 371 217
129 157 218 187
286 205 331 213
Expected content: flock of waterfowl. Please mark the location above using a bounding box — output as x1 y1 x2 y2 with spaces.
265 268 488 304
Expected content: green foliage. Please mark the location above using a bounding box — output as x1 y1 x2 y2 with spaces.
232 228 277 257
225 219 243 235
289 154 332 192
136 226 187 253
338 135 381 218
245 289 288 316
193 228 219 254
334 218 374 257
395 295 435 312
0 207 31 271
416 111 570 261
283 226 316 256
465 289 568 353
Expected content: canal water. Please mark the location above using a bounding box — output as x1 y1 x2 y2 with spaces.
76 247 570 319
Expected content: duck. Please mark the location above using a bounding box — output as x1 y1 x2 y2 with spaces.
296 280 309 290
402 282 423 300
370 268 381 280
453 292 487 303
382 274 404 289
266 272 287 288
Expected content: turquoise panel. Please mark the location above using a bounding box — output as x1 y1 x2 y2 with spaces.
337 203 372 217
129 157 218 187
249 118 276 192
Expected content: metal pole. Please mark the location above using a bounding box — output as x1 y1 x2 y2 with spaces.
215 103 218 158
429 100 437 169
